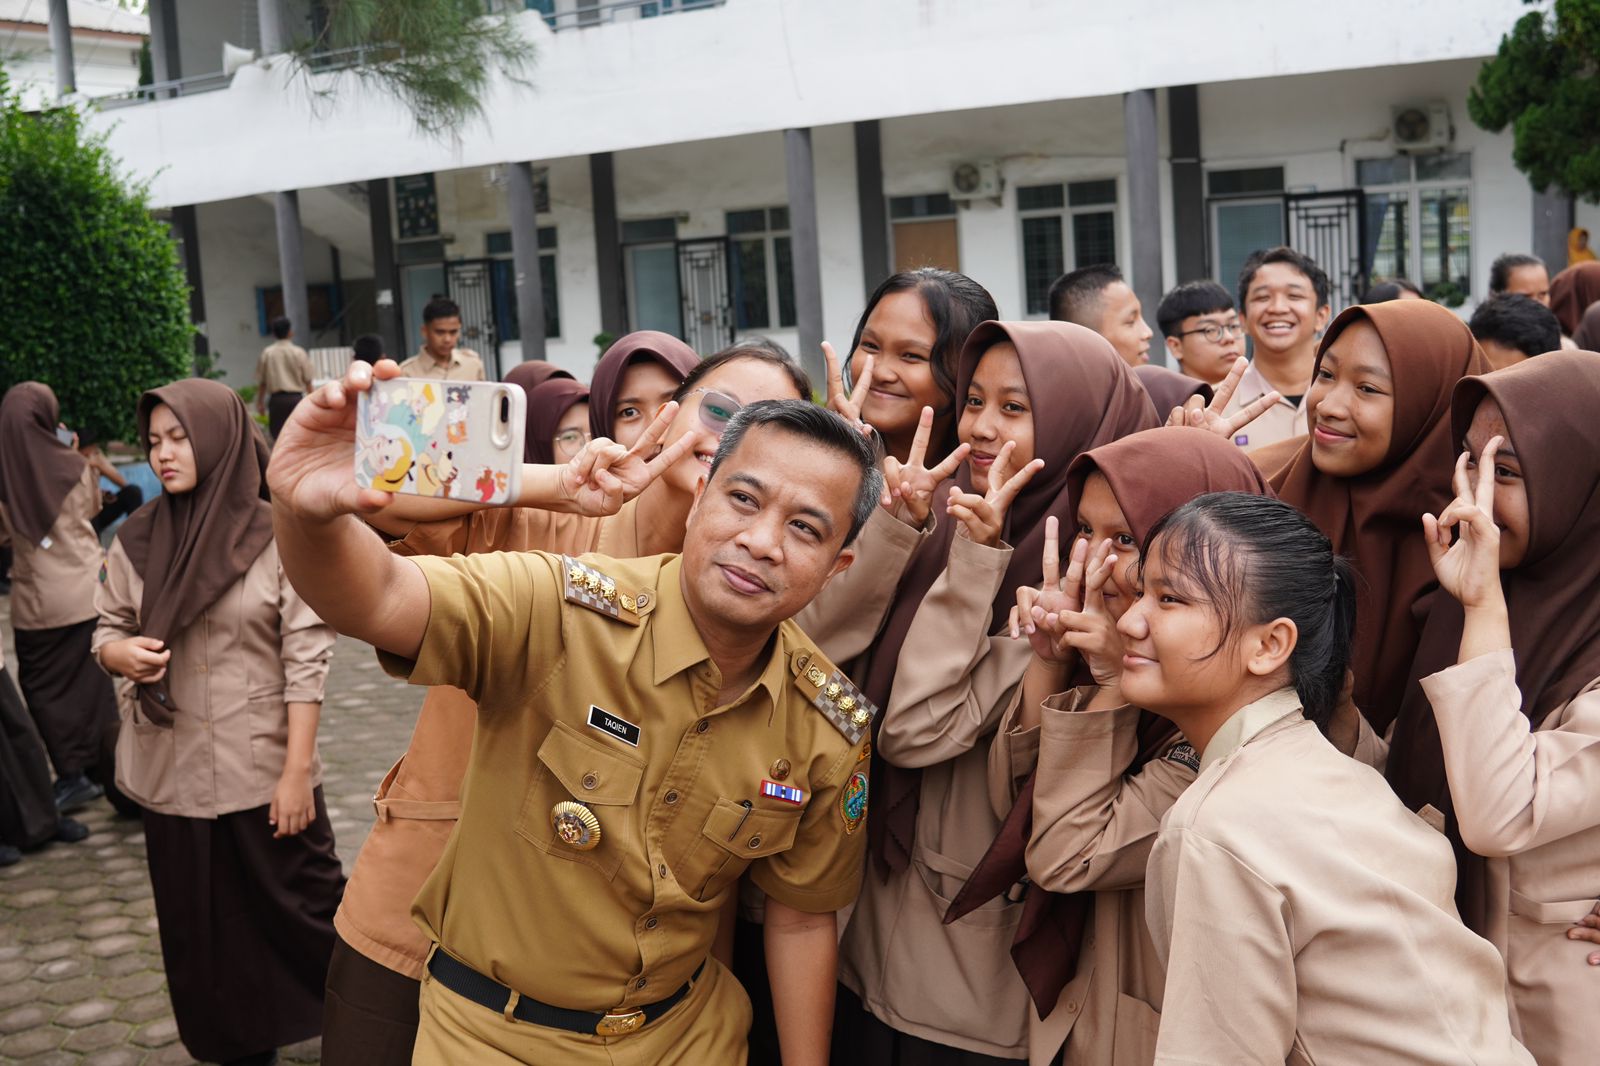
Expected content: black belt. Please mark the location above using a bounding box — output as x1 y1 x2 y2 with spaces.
427 949 704 1037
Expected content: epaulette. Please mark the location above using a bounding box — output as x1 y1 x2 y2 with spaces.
562 555 652 626
791 648 877 746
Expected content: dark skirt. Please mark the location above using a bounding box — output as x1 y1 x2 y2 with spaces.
321 934 421 1066
143 787 345 1062
0 665 58 849
267 391 303 441
13 618 117 779
832 984 1019 1066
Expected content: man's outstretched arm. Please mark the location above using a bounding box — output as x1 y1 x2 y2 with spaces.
267 360 430 660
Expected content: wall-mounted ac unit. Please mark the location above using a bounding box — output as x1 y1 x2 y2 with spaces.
949 161 1002 202
1390 102 1453 154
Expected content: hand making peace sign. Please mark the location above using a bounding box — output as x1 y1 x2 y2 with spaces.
881 405 971 527
556 402 703 517
1019 531 1124 686
1165 356 1282 439
822 341 875 433
945 440 1044 547
1423 435 1507 613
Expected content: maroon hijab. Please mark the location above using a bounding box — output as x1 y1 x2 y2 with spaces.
947 427 1274 1015
1549 261 1600 336
1388 349 1600 931
0 383 89 546
523 378 590 465
1133 363 1213 416
866 321 1159 878
503 359 574 394
587 332 699 440
116 379 274 727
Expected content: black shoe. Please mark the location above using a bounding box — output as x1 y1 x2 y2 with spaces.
222 1052 279 1066
52 774 103 814
54 818 89 844
0 845 18 867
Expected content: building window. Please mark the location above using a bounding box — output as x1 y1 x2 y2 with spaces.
1016 180 1119 316
1357 153 1471 300
1207 166 1286 297
888 193 960 274
486 226 561 340
727 207 796 331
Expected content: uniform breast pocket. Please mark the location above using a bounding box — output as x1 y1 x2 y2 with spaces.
514 721 644 881
678 798 803 903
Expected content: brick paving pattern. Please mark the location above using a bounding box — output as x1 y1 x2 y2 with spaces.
1 595 418 1065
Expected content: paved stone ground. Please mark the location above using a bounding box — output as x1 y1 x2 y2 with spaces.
0 595 419 1065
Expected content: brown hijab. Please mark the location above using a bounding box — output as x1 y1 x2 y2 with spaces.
1133 363 1212 416
946 427 1274 1015
115 379 274 727
523 378 590 465
503 359 574 395
866 321 1159 877
1387 350 1600 931
0 383 89 546
1549 260 1600 336
1573 303 1600 352
1270 300 1488 732
587 332 699 440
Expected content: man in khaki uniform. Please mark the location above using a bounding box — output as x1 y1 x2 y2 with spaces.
398 297 487 381
256 315 316 440
269 361 883 1065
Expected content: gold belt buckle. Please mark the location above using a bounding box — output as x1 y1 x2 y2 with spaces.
596 1009 646 1037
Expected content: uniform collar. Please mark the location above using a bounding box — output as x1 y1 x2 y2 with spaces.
1197 686 1303 773
1239 360 1304 411
417 347 461 371
649 554 787 709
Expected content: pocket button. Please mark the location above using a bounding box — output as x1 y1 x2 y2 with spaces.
581 772 599 790
747 835 762 849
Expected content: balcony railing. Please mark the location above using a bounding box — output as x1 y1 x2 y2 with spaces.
522 0 726 32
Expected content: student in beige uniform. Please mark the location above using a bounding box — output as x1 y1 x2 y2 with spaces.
1056 491 1531 1065
257 314 317 439
397 297 488 381
1384 351 1600 1066
93 378 344 1066
588 331 701 447
831 322 1158 1064
0 382 119 814
1221 247 1332 452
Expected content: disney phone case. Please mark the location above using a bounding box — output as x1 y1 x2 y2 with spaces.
354 377 525 504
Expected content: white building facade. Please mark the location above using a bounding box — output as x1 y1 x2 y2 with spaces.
58 0 1586 386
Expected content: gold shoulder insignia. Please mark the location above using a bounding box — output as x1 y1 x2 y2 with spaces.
561 556 650 625
791 648 876 745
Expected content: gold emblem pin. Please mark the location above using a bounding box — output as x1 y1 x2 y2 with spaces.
619 592 637 612
770 758 791 781
825 682 842 701
568 565 585 585
551 801 602 851
805 666 827 688
837 694 855 713
851 706 871 728
600 579 617 601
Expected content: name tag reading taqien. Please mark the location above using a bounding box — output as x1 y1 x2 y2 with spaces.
587 705 641 747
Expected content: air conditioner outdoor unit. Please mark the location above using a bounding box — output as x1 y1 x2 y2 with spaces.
949 161 1002 203
1390 102 1453 154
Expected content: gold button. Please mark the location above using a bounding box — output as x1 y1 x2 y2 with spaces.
663 790 679 805
747 835 762 849
581 772 599 790
645 916 659 930
696 720 710 734
770 759 791 781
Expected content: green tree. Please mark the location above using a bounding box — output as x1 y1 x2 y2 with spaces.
1469 0 1600 201
0 74 192 444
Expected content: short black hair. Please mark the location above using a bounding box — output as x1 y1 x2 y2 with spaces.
1360 278 1424 304
1237 246 1330 310
422 298 462 324
1469 294 1562 359
1488 253 1545 295
352 334 386 364
709 401 884 549
1141 492 1356 731
270 316 292 340
675 344 813 404
1048 264 1125 326
848 268 999 417
1156 281 1235 338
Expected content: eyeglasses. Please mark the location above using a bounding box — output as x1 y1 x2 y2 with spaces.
686 388 745 435
554 429 591 457
1176 322 1246 344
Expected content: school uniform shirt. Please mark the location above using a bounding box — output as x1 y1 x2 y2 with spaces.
384 550 870 1013
1146 687 1533 1066
256 338 315 395
988 689 1195 1066
397 347 487 381
91 538 334 818
1220 360 1308 452
335 500 642 980
0 464 102 631
1421 650 1600 1066
840 534 1033 1059
794 506 932 664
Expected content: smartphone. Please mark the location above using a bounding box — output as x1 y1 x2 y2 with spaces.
56 426 75 446
354 377 525 503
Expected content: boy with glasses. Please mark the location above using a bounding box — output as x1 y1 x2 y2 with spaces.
1157 281 1246 386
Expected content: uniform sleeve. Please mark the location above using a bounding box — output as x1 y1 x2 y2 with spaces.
986 686 1039 819
277 555 335 704
385 508 556 559
1422 649 1600 857
376 551 565 708
91 540 141 669
297 349 315 392
1026 693 1194 893
794 507 927 663
749 741 868 913
878 534 1030 768
1147 828 1297 1066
